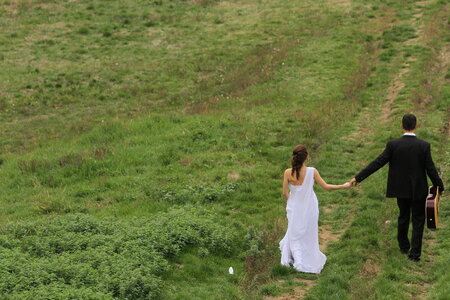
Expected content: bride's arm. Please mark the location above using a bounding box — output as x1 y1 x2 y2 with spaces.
282 169 290 200
314 169 352 191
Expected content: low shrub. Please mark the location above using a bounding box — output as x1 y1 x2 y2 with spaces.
244 225 264 258
0 207 235 299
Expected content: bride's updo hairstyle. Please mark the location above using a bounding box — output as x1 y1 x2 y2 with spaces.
291 145 308 179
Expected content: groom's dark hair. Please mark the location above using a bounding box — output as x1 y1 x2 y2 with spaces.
402 113 417 131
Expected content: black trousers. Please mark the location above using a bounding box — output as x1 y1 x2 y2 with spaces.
397 197 426 258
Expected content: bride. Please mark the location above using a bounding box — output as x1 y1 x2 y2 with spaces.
280 144 352 274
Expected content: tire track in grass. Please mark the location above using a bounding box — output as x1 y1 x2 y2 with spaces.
306 1 447 293
402 22 450 300
267 85 387 300
351 2 449 299
262 0 445 298
238 0 370 297
289 1 442 298
263 1 396 298
381 66 409 123
288 3 406 298
426 110 450 299
381 0 432 122
264 53 377 300
304 0 443 296
349 0 437 294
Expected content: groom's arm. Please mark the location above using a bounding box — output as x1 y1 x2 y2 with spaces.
424 143 444 192
354 142 392 183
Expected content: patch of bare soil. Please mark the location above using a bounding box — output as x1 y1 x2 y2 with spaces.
319 225 341 252
328 0 352 9
421 45 450 106
381 0 436 120
323 206 333 214
179 159 192 166
405 281 432 300
4 0 61 16
381 66 409 123
263 279 315 300
5 113 58 126
423 236 437 264
359 258 381 277
228 172 240 180
345 107 371 141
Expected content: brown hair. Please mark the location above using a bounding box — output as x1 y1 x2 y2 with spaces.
291 145 308 180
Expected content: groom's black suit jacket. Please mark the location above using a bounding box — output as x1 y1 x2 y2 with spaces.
355 135 444 200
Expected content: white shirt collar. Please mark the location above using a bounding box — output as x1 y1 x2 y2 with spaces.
403 133 416 136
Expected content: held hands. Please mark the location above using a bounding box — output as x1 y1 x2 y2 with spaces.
342 178 357 189
342 182 353 189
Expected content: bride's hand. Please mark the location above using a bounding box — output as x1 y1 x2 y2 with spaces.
342 182 352 189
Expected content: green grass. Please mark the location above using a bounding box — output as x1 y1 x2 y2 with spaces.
0 0 449 299
0 0 369 223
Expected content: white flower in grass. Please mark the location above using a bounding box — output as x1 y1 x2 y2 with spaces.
228 267 234 275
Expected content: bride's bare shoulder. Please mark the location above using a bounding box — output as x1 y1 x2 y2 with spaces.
312 168 320 177
284 168 292 176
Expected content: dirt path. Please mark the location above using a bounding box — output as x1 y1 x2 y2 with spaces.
381 0 431 121
381 66 409 123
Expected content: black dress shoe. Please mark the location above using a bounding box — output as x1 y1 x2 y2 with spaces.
408 255 420 262
400 249 409 254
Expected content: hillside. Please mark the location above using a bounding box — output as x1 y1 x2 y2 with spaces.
0 0 449 299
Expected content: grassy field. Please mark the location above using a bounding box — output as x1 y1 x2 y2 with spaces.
0 0 449 299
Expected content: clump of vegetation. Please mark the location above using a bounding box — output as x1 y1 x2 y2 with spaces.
157 182 239 204
0 208 235 299
382 25 417 43
260 283 281 296
379 49 398 62
77 27 90 35
244 225 264 258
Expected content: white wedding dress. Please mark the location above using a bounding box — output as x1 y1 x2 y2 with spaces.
279 167 326 274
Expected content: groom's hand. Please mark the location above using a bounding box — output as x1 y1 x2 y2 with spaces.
349 178 357 186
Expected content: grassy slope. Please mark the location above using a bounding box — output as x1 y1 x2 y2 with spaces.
0 0 363 222
0 0 449 299
268 1 450 299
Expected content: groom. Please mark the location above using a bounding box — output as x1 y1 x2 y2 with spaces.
350 113 444 262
